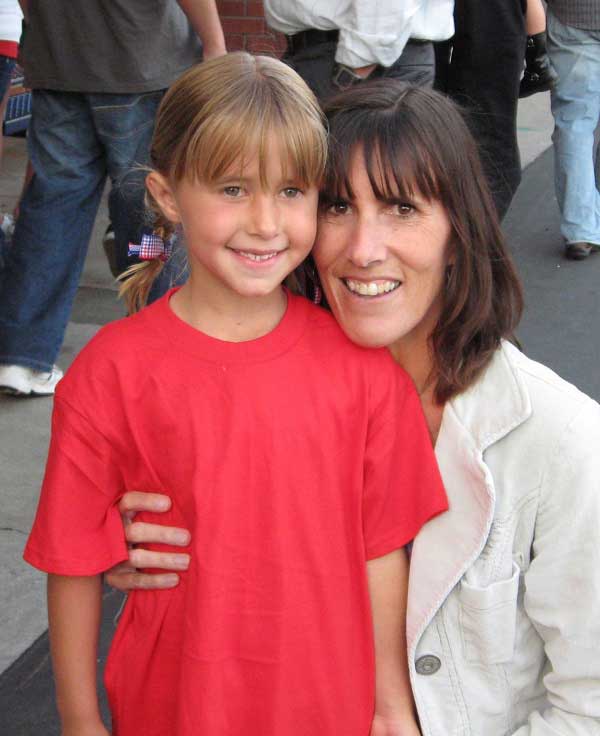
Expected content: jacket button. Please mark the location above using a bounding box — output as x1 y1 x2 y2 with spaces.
415 655 441 675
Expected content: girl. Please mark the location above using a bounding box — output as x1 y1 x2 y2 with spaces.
24 54 446 736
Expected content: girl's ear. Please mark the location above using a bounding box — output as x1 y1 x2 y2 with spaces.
146 172 181 224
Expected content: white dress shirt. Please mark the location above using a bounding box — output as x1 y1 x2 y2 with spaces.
264 0 454 67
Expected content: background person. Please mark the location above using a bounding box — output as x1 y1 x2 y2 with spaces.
108 80 600 735
0 0 22 264
520 0 557 98
0 0 225 397
265 0 454 98
546 0 600 260
436 0 527 219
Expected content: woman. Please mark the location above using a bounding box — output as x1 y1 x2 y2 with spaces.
106 82 600 733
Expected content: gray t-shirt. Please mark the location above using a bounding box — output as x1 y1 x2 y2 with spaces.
22 0 203 93
546 0 600 31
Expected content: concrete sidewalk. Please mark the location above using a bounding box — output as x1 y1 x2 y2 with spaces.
4 90 600 735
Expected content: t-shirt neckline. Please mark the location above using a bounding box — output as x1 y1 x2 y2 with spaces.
153 287 309 364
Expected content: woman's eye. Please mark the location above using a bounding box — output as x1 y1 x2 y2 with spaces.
328 201 350 215
223 186 242 197
395 202 415 216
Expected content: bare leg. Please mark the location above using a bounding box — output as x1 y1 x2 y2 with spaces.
526 0 547 36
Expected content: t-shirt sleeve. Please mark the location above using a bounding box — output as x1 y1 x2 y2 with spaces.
362 354 448 560
23 396 128 575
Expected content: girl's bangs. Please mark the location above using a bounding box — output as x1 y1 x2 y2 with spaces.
175 92 326 187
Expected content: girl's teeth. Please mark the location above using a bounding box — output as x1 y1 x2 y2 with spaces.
239 251 277 261
345 279 400 296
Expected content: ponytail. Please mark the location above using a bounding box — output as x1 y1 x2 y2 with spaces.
118 198 176 314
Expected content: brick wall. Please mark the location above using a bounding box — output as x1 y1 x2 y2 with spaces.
217 1 287 56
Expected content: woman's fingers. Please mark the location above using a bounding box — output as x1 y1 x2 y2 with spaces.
105 565 181 592
128 547 190 570
125 521 191 547
118 491 172 517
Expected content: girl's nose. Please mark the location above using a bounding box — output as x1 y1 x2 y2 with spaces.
249 194 280 240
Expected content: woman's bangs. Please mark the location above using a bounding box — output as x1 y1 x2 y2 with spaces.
363 126 441 204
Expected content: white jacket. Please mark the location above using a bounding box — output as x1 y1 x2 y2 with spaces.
408 341 600 735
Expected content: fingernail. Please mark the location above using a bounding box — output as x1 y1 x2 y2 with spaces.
164 575 179 587
175 531 190 544
155 498 170 510
174 555 190 568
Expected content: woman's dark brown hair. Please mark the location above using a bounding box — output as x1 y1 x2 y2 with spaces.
319 80 524 404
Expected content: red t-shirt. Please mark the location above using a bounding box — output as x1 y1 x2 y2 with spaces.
24 290 447 736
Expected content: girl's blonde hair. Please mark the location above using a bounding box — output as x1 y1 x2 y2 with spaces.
120 52 327 313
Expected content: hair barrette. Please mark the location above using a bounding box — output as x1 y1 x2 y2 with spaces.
128 233 173 262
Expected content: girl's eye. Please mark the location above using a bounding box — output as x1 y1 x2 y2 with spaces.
282 187 302 198
223 186 243 197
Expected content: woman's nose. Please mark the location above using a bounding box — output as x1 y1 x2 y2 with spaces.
346 219 386 267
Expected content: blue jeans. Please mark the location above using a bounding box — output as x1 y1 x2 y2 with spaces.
547 11 600 246
0 89 163 371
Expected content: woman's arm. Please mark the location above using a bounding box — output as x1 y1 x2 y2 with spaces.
367 549 421 736
104 492 190 592
47 574 109 736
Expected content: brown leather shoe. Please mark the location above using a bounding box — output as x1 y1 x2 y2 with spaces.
565 242 594 260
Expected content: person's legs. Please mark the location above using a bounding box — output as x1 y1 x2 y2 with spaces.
0 55 16 267
283 39 338 101
547 12 600 250
381 40 435 87
93 91 165 277
526 0 546 35
0 90 106 374
446 0 527 219
520 0 557 98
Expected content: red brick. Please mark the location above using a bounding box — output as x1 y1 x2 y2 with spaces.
217 0 246 18
222 17 265 34
226 34 245 51
246 1 264 17
218 1 245 16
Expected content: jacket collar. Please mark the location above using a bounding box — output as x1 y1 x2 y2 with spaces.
407 341 532 654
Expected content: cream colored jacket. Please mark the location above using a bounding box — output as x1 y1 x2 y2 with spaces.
408 341 600 735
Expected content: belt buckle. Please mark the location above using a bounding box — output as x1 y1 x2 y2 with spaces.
332 63 364 91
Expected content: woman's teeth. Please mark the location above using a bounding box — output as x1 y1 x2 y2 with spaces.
238 251 278 261
344 279 400 296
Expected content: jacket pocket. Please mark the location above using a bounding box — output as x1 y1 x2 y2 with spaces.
459 561 520 664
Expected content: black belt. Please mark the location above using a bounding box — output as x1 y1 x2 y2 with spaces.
286 29 339 55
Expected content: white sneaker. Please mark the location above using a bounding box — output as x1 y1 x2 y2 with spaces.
0 364 63 396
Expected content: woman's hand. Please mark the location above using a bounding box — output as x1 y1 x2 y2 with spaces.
104 492 191 592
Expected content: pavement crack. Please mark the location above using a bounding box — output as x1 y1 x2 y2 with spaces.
0 527 27 535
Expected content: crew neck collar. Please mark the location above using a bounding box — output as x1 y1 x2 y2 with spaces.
150 287 309 364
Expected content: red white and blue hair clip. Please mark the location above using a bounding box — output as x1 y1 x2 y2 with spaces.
128 233 173 262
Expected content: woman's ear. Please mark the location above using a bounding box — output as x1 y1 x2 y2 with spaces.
146 172 180 224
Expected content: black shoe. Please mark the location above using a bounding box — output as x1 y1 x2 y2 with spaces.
519 33 558 98
565 242 594 260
